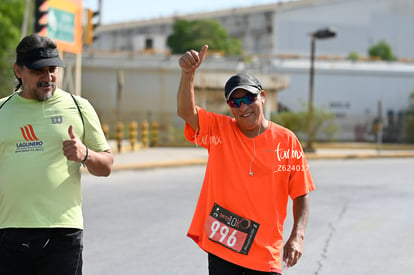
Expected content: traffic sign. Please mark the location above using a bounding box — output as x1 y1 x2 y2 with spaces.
48 8 75 42
47 0 83 54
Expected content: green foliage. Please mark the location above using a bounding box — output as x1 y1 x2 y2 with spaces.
405 92 414 143
368 40 397 61
271 105 337 141
347 51 360 61
167 19 243 56
271 111 307 133
0 0 25 97
405 118 414 143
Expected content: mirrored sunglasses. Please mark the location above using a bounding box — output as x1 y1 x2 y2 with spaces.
227 94 258 108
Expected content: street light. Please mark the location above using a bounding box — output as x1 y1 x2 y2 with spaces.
304 27 336 152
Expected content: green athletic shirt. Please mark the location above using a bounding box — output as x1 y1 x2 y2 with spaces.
0 88 109 229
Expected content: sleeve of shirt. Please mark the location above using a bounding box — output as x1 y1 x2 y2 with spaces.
287 133 316 199
184 107 212 150
76 96 110 152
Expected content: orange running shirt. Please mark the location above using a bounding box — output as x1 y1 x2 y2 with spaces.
185 108 315 273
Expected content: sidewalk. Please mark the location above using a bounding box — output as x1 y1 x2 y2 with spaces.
112 147 208 170
109 141 414 171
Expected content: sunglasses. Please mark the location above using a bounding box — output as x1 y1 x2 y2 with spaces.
227 94 258 108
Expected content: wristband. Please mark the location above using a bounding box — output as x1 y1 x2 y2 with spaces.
81 145 88 167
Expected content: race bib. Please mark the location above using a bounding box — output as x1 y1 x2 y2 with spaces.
205 203 260 255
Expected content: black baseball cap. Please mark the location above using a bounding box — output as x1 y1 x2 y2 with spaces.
15 34 66 70
224 72 263 100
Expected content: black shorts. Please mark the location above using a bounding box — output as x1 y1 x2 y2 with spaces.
208 253 281 275
0 228 83 275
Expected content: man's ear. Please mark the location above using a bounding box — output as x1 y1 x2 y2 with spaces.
14 64 23 78
260 91 266 103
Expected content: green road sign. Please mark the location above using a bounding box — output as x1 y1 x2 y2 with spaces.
48 7 75 43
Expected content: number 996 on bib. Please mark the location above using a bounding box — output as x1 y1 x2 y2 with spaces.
205 203 260 255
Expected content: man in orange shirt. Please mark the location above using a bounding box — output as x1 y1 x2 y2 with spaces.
177 45 315 275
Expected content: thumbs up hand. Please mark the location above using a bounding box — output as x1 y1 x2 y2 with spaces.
63 125 87 163
68 124 77 140
179 44 208 73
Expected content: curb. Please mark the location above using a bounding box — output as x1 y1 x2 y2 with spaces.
112 159 207 171
305 153 414 160
111 153 414 171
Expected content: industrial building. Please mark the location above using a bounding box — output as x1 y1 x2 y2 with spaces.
72 0 414 142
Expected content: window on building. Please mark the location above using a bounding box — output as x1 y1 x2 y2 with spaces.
254 36 261 54
145 38 153 50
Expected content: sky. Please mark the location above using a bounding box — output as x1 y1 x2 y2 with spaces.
83 0 289 24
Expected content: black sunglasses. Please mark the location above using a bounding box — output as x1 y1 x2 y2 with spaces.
227 94 258 108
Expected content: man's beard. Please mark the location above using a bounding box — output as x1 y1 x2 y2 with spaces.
36 81 56 101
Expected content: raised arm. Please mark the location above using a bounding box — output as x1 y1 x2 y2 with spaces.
177 45 208 131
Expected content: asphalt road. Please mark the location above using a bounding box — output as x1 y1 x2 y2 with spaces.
81 158 414 275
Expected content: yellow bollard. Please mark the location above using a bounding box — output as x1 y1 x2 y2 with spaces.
102 124 109 140
129 121 138 151
141 121 149 148
151 121 159 147
116 122 124 153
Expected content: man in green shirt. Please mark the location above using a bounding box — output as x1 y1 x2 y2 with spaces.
0 34 113 275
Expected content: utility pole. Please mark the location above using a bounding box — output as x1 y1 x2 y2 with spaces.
21 0 31 38
304 27 336 152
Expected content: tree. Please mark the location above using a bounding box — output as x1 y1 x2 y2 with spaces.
0 0 25 97
347 51 360 61
368 40 397 61
167 19 243 56
271 104 337 142
405 92 414 143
